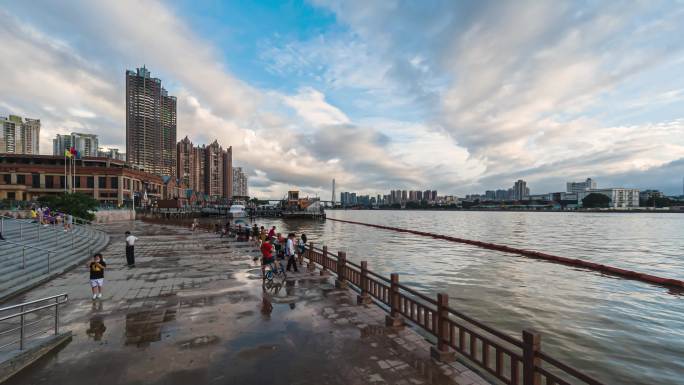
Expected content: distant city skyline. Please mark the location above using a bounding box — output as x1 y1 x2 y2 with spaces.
1 1 684 196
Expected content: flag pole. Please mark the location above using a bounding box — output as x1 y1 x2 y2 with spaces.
64 152 67 193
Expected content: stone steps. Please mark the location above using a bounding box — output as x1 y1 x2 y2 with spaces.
0 219 109 301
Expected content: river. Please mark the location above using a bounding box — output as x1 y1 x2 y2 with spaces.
238 210 683 385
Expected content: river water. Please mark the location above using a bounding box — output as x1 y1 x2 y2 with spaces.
236 210 683 385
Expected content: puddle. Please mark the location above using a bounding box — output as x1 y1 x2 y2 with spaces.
177 335 220 349
125 308 177 347
235 344 280 360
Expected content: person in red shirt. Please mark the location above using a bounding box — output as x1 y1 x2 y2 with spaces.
267 226 276 238
260 238 274 279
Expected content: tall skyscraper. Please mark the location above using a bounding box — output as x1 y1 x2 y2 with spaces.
513 180 528 200
53 132 99 157
126 66 176 176
177 136 194 188
232 167 248 197
0 115 40 155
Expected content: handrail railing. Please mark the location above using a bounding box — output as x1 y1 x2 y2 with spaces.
0 293 68 351
1 215 98 244
303 244 606 385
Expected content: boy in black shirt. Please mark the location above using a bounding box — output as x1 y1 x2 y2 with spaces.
89 253 106 300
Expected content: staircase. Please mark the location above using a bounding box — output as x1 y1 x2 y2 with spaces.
0 216 109 301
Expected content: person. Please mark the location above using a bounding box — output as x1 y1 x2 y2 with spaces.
259 226 267 245
251 224 259 246
30 207 38 223
125 231 138 267
191 218 199 231
285 233 298 272
89 253 106 300
268 226 276 238
65 213 73 231
297 234 308 265
260 237 275 278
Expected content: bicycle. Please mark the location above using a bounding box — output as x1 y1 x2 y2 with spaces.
264 259 287 282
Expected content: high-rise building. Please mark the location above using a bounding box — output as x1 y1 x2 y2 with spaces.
176 136 194 189
176 137 232 198
232 167 248 198
401 190 407 202
512 180 528 200
423 190 431 202
205 140 225 198
53 132 99 157
126 66 176 176
98 148 126 161
566 178 597 193
431 190 438 201
1 115 40 155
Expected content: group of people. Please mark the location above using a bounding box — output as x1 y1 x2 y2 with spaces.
29 206 74 232
256 225 308 278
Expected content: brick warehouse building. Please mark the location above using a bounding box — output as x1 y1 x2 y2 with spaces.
0 154 186 206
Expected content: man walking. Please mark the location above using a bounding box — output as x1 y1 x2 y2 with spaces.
285 233 298 273
125 231 138 267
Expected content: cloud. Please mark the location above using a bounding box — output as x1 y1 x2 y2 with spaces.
2 0 684 198
310 0 684 194
283 87 350 126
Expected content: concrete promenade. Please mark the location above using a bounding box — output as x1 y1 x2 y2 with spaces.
2 221 490 385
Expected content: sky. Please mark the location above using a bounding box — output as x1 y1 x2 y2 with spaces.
2 0 684 198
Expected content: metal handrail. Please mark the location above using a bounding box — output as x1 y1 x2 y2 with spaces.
1 215 96 243
0 293 68 351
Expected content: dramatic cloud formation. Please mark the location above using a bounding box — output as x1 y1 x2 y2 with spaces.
2 0 684 196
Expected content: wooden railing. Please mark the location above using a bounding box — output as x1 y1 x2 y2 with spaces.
303 243 606 385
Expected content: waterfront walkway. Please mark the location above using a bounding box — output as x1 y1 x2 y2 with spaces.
2 221 489 385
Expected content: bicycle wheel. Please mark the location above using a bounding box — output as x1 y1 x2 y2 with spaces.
265 270 274 281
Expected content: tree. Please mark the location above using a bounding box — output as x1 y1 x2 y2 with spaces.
37 193 99 220
582 193 610 208
405 201 420 209
390 203 402 209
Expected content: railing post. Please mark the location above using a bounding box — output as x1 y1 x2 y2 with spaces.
335 251 347 289
22 247 26 269
47 251 51 273
385 273 404 328
356 261 371 305
54 297 60 335
19 221 23 240
37 223 40 241
430 293 456 361
319 245 329 276
307 242 316 272
523 329 541 385
19 305 25 350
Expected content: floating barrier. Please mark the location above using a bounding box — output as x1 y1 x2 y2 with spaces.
327 218 684 290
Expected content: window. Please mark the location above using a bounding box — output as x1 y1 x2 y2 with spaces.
7 192 15 200
46 176 54 188
111 177 118 189
75 176 81 188
99 176 106 189
60 176 65 189
32 174 40 188
2 174 10 184
16 174 25 185
87 176 94 188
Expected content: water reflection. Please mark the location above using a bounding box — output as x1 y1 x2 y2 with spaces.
86 316 106 341
237 211 684 385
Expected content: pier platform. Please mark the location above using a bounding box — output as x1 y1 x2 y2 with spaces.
1 221 489 385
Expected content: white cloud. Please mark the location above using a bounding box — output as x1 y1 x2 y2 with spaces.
283 87 350 126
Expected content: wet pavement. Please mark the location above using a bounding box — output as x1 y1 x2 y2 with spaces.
2 222 490 385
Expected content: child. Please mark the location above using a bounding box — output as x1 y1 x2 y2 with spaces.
89 253 106 300
260 238 275 278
